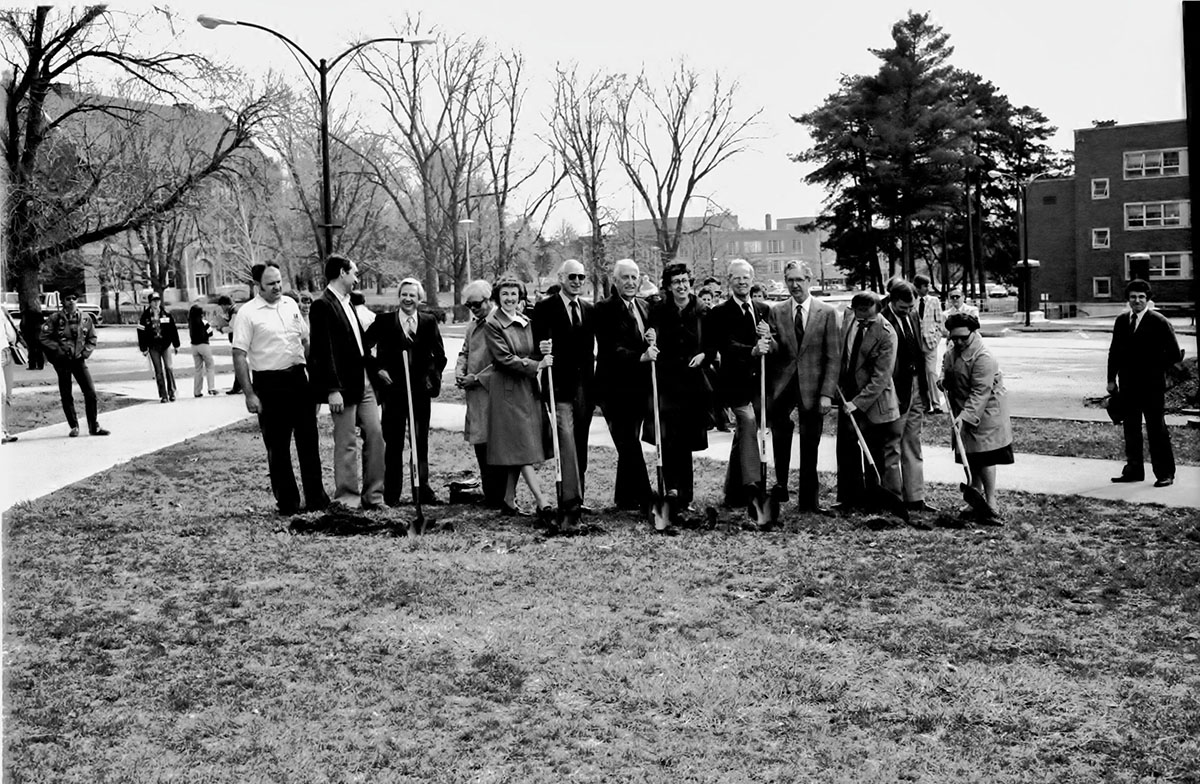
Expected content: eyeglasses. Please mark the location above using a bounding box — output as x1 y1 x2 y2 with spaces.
299 298 313 304
949 334 971 342
565 273 586 282
465 299 485 308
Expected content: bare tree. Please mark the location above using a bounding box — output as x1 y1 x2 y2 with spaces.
1 5 278 318
545 63 618 291
612 61 760 278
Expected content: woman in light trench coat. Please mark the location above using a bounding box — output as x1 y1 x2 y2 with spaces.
940 312 1014 518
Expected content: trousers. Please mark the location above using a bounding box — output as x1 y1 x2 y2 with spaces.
54 359 99 431
252 365 327 513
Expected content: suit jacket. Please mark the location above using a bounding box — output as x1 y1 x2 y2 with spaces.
839 312 900 424
366 308 447 402
593 293 650 412
532 293 595 402
703 296 771 407
1107 308 1182 395
881 303 928 412
916 293 945 349
308 288 373 403
765 296 842 413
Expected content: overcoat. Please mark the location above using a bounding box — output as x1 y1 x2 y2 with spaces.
483 307 547 466
455 312 496 445
941 331 1012 453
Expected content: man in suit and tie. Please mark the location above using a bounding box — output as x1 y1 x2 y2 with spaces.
533 258 596 525
367 277 447 507
835 290 902 512
703 259 772 511
593 258 657 513
1107 279 1181 487
881 281 935 512
763 261 842 514
912 274 946 413
308 254 386 509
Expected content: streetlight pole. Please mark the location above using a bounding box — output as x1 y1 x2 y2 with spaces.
197 15 433 260
458 218 475 281
990 169 1052 327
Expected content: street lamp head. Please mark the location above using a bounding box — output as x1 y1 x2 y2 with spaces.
458 218 475 226
196 14 235 29
405 38 437 47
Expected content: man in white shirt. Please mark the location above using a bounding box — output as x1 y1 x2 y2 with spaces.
912 274 946 413
232 263 328 515
308 255 386 509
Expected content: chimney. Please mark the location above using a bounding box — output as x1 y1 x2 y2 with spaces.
765 213 772 231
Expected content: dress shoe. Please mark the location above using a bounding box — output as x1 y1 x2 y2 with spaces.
419 489 442 505
829 502 864 515
1110 474 1143 483
578 504 596 514
208 389 220 396
906 500 940 513
1153 477 1175 488
797 504 832 516
160 397 169 404
68 427 80 438
1 435 17 444
500 502 531 517
194 393 204 398
168 395 176 402
89 427 110 436
652 524 679 536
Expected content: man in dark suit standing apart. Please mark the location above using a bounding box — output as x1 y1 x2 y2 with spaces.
308 254 386 509
1107 279 1180 487
533 258 596 523
703 259 772 510
763 261 841 514
367 277 447 506
881 281 935 512
593 258 657 513
835 290 902 511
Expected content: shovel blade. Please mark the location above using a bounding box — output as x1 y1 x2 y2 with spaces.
651 497 671 531
960 483 995 518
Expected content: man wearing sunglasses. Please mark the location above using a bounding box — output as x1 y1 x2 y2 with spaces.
533 259 596 529
39 289 109 437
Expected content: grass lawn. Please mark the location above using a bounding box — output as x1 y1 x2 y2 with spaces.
6 390 142 433
4 423 1199 782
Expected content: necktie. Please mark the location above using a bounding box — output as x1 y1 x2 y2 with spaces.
1130 312 1138 332
743 302 754 331
794 302 805 345
919 297 926 322
570 300 580 329
629 300 645 337
848 320 866 373
405 315 416 338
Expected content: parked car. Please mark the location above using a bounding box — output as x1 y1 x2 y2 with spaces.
986 283 1010 299
3 291 103 324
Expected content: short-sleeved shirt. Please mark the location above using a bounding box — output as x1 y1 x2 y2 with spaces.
231 295 307 371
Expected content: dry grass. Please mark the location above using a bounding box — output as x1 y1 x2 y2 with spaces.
4 423 1198 782
6 390 142 432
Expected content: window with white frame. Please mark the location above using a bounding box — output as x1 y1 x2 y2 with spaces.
1091 178 1109 199
741 240 762 254
767 260 783 274
791 239 804 253
766 240 783 254
1092 228 1110 249
1125 251 1193 280
1125 200 1189 229
1093 277 1112 298
1123 148 1187 178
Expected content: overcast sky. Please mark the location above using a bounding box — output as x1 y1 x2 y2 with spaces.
167 0 1189 231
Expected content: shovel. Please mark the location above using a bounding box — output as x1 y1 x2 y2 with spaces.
649 357 672 532
544 363 566 530
402 349 425 538
946 408 996 518
748 352 775 529
836 387 909 522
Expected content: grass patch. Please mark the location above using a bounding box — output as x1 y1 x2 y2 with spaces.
7 389 142 433
4 423 1199 781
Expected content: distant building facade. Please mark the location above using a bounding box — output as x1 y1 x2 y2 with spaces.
613 213 841 293
1029 119 1192 315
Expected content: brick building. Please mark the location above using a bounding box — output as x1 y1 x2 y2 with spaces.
1028 119 1192 316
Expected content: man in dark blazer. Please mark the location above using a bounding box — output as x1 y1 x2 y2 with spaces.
703 259 772 510
308 254 386 509
881 281 934 511
593 258 656 512
1107 279 1181 487
366 277 447 506
764 261 841 513
533 258 596 523
835 290 902 511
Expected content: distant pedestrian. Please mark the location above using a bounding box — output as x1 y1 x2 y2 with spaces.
913 274 946 413
137 293 180 403
940 313 1013 518
39 290 109 438
1 304 26 443
188 303 219 397
944 288 979 320
231 263 328 515
1107 279 1180 488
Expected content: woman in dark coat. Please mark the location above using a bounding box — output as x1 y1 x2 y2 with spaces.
483 276 553 517
137 292 180 403
646 262 710 516
187 303 218 397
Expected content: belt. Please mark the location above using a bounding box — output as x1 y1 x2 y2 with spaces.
253 364 306 376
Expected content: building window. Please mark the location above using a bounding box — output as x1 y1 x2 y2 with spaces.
741 240 762 254
1124 148 1187 178
791 239 804 253
767 260 783 274
1091 178 1109 199
1093 277 1112 298
1124 200 1188 230
1125 251 1193 280
1091 228 1110 249
766 240 783 254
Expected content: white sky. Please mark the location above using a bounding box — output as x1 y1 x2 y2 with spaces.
140 1 1188 229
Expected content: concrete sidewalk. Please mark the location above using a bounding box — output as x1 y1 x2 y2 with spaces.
2 390 1196 512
